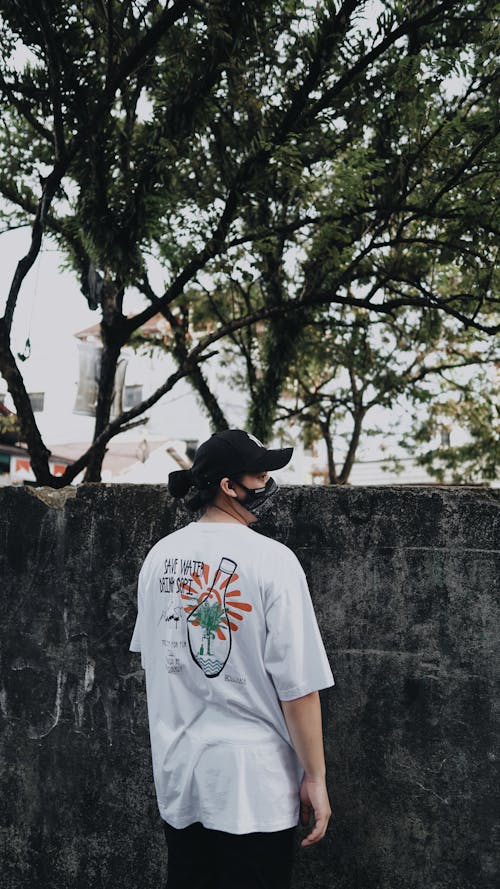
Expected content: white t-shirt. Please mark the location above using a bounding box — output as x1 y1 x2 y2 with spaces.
129 520 334 834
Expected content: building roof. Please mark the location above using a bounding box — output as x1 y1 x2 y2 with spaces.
74 312 171 341
48 439 172 475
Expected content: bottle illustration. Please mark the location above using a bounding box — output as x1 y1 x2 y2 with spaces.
186 558 237 678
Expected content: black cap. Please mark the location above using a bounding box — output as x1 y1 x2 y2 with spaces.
191 429 293 489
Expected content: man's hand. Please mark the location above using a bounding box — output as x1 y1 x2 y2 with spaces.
299 775 332 847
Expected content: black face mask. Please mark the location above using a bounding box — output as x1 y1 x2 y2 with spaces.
232 477 278 518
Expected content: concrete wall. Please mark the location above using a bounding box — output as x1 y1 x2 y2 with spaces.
0 484 498 889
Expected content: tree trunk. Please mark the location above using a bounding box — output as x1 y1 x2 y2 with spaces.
248 313 303 442
189 364 229 431
83 337 121 482
153 301 229 432
338 406 365 484
0 318 54 485
84 281 124 482
322 422 338 485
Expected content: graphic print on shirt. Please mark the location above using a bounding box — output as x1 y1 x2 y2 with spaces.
180 559 253 678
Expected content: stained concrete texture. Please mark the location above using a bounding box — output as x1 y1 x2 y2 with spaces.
0 484 498 889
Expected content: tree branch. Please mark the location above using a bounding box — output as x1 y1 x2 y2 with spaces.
304 1 463 123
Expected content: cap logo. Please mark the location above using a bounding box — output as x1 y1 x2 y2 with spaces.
246 432 264 447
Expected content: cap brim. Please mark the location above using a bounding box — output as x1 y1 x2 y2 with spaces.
251 447 293 472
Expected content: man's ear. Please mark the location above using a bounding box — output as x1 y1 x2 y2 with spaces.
220 477 237 498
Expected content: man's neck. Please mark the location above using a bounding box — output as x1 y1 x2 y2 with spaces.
198 503 253 526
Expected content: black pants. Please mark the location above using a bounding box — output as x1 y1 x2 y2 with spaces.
163 819 296 889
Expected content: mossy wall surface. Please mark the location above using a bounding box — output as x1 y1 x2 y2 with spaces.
0 484 498 889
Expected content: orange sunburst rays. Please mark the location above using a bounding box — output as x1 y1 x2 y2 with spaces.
180 564 252 639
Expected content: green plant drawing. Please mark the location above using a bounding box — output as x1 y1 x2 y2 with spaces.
194 600 225 656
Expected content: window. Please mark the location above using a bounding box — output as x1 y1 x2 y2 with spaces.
29 392 44 412
123 385 143 409
185 440 198 462
74 344 130 418
110 358 128 419
440 429 451 447
74 342 102 416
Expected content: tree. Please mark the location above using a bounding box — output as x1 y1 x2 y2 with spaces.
191 0 499 443
0 1 498 486
268 306 497 483
400 365 500 483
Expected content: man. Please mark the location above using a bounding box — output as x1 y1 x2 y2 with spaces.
129 429 334 889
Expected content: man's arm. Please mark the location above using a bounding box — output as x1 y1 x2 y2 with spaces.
280 690 332 847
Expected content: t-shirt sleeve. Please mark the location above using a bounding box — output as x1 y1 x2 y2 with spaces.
129 564 146 669
263 548 334 701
